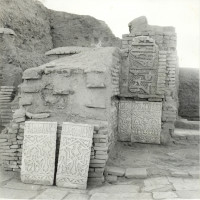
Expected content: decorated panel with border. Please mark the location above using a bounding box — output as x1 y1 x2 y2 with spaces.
56 122 94 189
131 101 162 144
21 121 57 185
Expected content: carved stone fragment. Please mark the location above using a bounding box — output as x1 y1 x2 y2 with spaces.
118 101 132 141
131 101 162 144
21 121 57 185
56 122 94 189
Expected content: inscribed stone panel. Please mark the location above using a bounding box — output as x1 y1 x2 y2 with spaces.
118 101 132 141
56 122 94 189
21 121 57 185
131 101 162 144
128 36 159 96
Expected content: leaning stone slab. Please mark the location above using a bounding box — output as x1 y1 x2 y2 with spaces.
21 121 57 185
56 122 94 189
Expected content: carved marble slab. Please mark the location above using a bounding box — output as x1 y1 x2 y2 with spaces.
21 121 57 185
131 101 162 144
128 37 159 95
118 101 132 141
56 122 94 189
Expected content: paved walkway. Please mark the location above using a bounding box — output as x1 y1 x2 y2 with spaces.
0 168 200 200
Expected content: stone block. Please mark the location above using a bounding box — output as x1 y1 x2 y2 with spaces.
0 139 8 143
95 154 108 160
56 122 94 189
153 192 178 199
35 188 69 200
14 117 25 123
13 109 26 119
22 68 43 80
106 166 125 177
10 145 19 149
93 146 108 151
89 163 106 168
88 171 103 178
21 121 57 185
90 159 106 164
94 143 107 147
105 175 118 183
131 101 162 144
125 168 147 179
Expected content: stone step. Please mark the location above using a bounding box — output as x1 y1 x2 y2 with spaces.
175 118 199 130
172 128 199 143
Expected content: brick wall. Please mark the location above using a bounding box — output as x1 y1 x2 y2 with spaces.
120 17 178 143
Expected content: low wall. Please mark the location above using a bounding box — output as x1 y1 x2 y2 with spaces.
178 68 199 120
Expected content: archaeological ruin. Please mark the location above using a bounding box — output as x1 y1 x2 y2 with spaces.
0 0 199 191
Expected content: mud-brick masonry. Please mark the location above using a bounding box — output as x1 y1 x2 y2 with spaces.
119 16 178 144
0 47 121 186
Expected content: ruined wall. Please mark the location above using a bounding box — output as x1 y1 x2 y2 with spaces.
0 47 121 185
0 0 121 72
178 68 199 120
0 29 22 130
119 16 178 144
0 0 52 71
49 11 121 48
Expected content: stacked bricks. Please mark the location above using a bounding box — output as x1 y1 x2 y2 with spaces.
88 127 109 185
0 66 3 87
0 107 25 171
121 22 178 143
0 86 16 127
111 53 121 96
0 122 23 172
1 108 110 185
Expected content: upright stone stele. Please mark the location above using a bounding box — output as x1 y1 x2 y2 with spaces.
21 121 57 185
56 122 94 189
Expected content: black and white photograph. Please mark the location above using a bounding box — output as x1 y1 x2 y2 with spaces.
0 0 199 199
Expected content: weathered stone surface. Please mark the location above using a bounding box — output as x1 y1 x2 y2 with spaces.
152 191 178 199
3 178 41 190
22 68 43 80
125 168 147 179
106 166 125 177
118 101 162 143
89 184 140 195
56 122 94 189
25 112 50 119
118 100 132 141
35 188 69 200
131 101 162 144
142 177 171 192
86 72 106 88
21 121 57 185
63 193 89 200
170 178 200 191
90 193 152 200
176 190 200 199
45 46 93 56
105 175 118 183
0 188 38 199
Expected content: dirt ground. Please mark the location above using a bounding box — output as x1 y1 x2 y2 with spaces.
108 141 200 178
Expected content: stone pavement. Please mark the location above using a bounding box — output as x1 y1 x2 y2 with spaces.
0 168 200 200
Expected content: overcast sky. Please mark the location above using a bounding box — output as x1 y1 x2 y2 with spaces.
41 0 200 68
